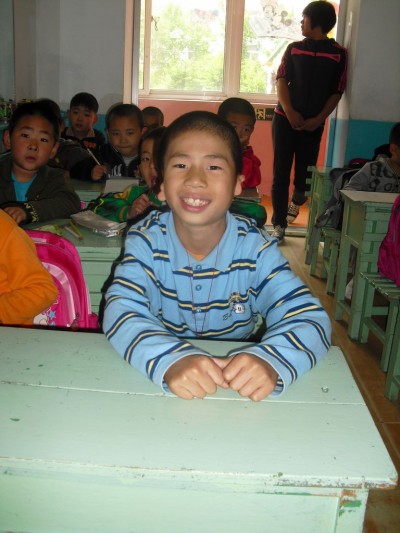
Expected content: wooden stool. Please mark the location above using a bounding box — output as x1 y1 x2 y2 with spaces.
321 227 341 294
358 272 400 394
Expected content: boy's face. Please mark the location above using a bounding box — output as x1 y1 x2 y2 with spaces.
107 116 144 158
390 143 400 166
7 115 58 180
225 111 254 149
159 130 243 238
139 138 158 189
67 105 98 139
143 115 163 134
301 15 314 38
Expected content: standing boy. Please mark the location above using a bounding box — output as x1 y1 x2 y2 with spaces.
70 103 144 182
271 1 347 241
62 92 106 150
104 111 331 401
0 101 81 225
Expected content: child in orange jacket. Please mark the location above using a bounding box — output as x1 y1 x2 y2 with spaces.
0 210 58 325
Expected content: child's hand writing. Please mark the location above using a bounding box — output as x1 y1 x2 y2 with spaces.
213 353 278 402
164 355 230 400
91 164 108 181
128 193 155 220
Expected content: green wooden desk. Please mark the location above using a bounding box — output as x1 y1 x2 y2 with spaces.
0 328 396 532
304 166 333 272
333 191 398 339
69 179 104 204
27 220 124 316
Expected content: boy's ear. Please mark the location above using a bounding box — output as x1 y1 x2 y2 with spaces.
3 129 11 150
234 174 244 196
92 113 99 125
49 142 60 160
158 182 166 202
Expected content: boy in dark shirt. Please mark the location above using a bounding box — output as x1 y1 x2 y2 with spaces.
62 92 106 151
271 1 347 242
0 101 81 224
70 103 144 182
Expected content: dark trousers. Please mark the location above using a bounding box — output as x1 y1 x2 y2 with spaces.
271 113 323 228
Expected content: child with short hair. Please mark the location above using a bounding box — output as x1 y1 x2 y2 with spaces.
70 103 144 182
0 209 58 325
343 122 400 192
62 92 106 150
104 111 331 401
218 97 261 189
0 101 81 225
142 106 165 134
87 127 165 222
271 1 347 242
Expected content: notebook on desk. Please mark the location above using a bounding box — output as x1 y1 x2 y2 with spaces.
103 177 140 194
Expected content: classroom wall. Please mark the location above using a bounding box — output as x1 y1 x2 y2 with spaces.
10 0 400 193
329 0 400 166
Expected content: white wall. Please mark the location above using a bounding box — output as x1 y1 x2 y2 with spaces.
14 0 126 113
348 0 400 121
0 0 15 100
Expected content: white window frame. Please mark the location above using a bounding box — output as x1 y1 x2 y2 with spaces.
133 0 279 104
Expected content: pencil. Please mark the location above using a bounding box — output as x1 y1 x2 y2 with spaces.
87 148 101 166
64 225 81 240
69 220 84 240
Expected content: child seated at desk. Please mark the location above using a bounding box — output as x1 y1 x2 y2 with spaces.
104 111 331 401
142 106 165 134
343 122 400 193
70 103 144 182
218 97 262 189
0 101 81 225
0 209 58 325
86 127 165 222
62 92 106 150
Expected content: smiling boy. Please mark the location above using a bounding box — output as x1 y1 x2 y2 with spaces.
104 111 331 401
70 103 144 182
0 101 81 224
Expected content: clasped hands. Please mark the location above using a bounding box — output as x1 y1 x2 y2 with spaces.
164 353 278 402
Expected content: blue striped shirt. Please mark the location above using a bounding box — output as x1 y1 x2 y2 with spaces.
104 211 331 395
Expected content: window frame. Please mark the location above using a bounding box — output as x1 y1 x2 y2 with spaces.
136 0 280 104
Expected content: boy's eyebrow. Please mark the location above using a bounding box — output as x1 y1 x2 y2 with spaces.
168 151 230 161
18 125 52 136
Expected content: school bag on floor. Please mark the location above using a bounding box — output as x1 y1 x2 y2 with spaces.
377 195 400 286
26 230 99 330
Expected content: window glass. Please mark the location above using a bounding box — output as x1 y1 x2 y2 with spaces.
240 0 303 95
148 0 227 92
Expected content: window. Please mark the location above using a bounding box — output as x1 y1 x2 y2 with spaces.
138 0 339 102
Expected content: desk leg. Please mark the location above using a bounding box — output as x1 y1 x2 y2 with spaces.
333 208 352 321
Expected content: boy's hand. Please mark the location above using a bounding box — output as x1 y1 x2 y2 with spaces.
298 116 323 132
3 206 27 225
286 109 305 130
91 164 108 181
128 194 154 220
213 353 278 402
164 355 229 400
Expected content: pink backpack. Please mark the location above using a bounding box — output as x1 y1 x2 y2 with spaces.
26 230 99 330
377 195 400 287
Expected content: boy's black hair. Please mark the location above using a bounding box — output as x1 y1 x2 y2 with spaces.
218 97 256 126
142 106 164 125
302 1 337 34
389 122 400 146
106 103 144 130
8 100 60 143
157 110 242 178
69 92 99 113
139 126 167 194
36 98 63 127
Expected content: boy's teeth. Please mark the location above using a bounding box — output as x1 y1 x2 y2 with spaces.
185 197 207 206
